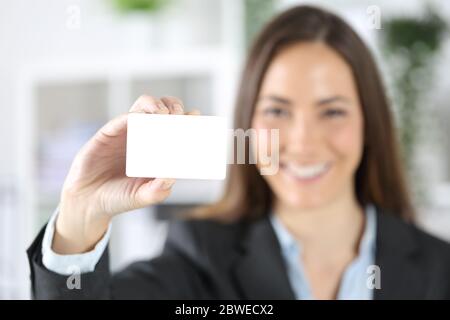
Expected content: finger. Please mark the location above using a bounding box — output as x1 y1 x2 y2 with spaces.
185 109 201 116
148 178 176 191
135 178 176 205
161 96 184 115
97 113 128 138
129 95 169 114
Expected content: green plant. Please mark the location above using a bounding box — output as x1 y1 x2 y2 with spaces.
380 5 447 188
245 0 276 49
111 0 167 14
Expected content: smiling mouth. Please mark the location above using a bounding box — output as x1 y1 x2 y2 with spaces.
281 162 332 182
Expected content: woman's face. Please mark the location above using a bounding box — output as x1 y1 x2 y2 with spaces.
251 42 364 211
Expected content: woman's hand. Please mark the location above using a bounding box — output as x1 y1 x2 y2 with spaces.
53 95 199 254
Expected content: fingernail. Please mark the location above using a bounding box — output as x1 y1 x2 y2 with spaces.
150 179 165 190
161 179 175 190
173 104 183 113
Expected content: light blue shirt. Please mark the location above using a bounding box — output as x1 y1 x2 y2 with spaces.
269 205 377 300
42 208 112 275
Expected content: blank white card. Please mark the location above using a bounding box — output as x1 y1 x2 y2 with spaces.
126 113 227 180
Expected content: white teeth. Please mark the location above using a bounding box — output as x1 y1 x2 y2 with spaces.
285 163 330 179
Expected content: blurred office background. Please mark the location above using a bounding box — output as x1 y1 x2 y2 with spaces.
0 0 449 299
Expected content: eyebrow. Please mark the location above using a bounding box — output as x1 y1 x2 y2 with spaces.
316 95 351 106
258 95 292 105
258 94 350 107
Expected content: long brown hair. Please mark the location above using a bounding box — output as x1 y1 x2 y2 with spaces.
192 5 414 222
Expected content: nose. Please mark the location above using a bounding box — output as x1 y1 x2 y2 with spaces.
285 113 321 155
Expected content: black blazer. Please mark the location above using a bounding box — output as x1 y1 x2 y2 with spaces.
27 208 450 299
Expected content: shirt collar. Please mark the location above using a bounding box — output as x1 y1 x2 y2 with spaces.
270 211 298 255
270 204 377 258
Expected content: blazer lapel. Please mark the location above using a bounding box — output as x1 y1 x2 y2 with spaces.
231 216 296 299
230 208 426 300
374 209 425 299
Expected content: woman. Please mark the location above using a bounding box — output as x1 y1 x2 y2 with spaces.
27 5 450 299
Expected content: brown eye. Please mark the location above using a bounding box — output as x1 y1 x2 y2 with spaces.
263 107 290 118
322 108 346 118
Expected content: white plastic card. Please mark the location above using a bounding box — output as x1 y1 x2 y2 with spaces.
126 113 227 180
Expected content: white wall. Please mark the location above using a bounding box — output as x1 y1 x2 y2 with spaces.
0 0 244 299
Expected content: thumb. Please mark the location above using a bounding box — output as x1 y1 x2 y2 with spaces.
134 178 176 207
97 114 128 139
